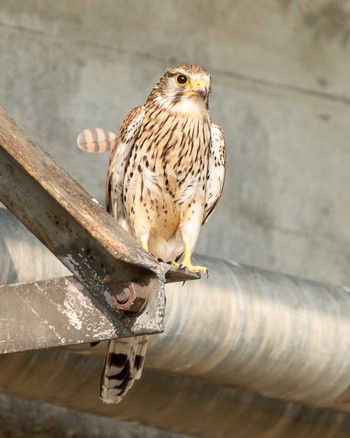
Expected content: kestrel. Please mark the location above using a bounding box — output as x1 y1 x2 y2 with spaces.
77 64 226 404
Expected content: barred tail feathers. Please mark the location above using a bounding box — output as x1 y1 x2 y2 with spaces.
100 335 149 404
77 128 116 153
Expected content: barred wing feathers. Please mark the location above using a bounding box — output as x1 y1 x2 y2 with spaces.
203 123 226 224
106 105 145 217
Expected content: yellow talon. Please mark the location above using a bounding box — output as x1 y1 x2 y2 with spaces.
180 262 208 274
180 240 208 275
170 261 180 267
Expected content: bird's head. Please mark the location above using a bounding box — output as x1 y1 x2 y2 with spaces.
148 64 211 117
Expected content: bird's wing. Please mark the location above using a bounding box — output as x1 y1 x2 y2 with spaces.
203 123 226 224
100 335 149 404
106 105 146 218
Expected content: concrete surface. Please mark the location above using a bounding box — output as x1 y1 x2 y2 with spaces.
0 393 188 438
1 0 350 436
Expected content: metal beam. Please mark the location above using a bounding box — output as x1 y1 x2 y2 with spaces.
0 276 163 354
0 208 187 354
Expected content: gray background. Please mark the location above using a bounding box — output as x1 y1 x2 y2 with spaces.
1 0 350 436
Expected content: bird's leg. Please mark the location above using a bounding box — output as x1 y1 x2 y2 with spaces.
140 235 149 252
180 239 208 275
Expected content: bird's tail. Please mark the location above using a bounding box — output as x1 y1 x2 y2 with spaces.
100 335 149 404
77 128 116 153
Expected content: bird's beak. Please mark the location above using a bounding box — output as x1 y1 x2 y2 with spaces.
191 79 208 99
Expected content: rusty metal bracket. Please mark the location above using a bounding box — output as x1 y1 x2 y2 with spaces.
0 106 199 354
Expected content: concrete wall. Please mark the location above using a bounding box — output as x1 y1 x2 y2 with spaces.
1 1 350 287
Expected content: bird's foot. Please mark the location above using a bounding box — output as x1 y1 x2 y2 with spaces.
180 262 209 277
168 260 180 267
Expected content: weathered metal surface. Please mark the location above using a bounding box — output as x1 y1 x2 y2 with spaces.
0 208 166 354
1 349 350 438
162 263 200 283
0 276 164 354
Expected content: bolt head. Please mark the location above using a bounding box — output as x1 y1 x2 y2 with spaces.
111 281 148 313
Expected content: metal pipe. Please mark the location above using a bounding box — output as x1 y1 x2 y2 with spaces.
1 348 350 438
78 256 350 414
146 256 350 413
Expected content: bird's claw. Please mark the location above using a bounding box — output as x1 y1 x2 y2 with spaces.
180 263 209 277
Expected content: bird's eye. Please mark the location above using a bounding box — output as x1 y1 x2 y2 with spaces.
175 74 189 86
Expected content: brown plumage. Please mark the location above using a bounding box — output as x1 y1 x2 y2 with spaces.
78 64 226 404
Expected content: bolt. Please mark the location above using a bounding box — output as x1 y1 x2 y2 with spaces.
112 281 149 313
115 287 130 304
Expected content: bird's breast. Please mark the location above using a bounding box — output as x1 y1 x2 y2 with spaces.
147 112 211 187
123 111 211 237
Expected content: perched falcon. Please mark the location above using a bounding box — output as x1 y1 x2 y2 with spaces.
78 64 226 404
